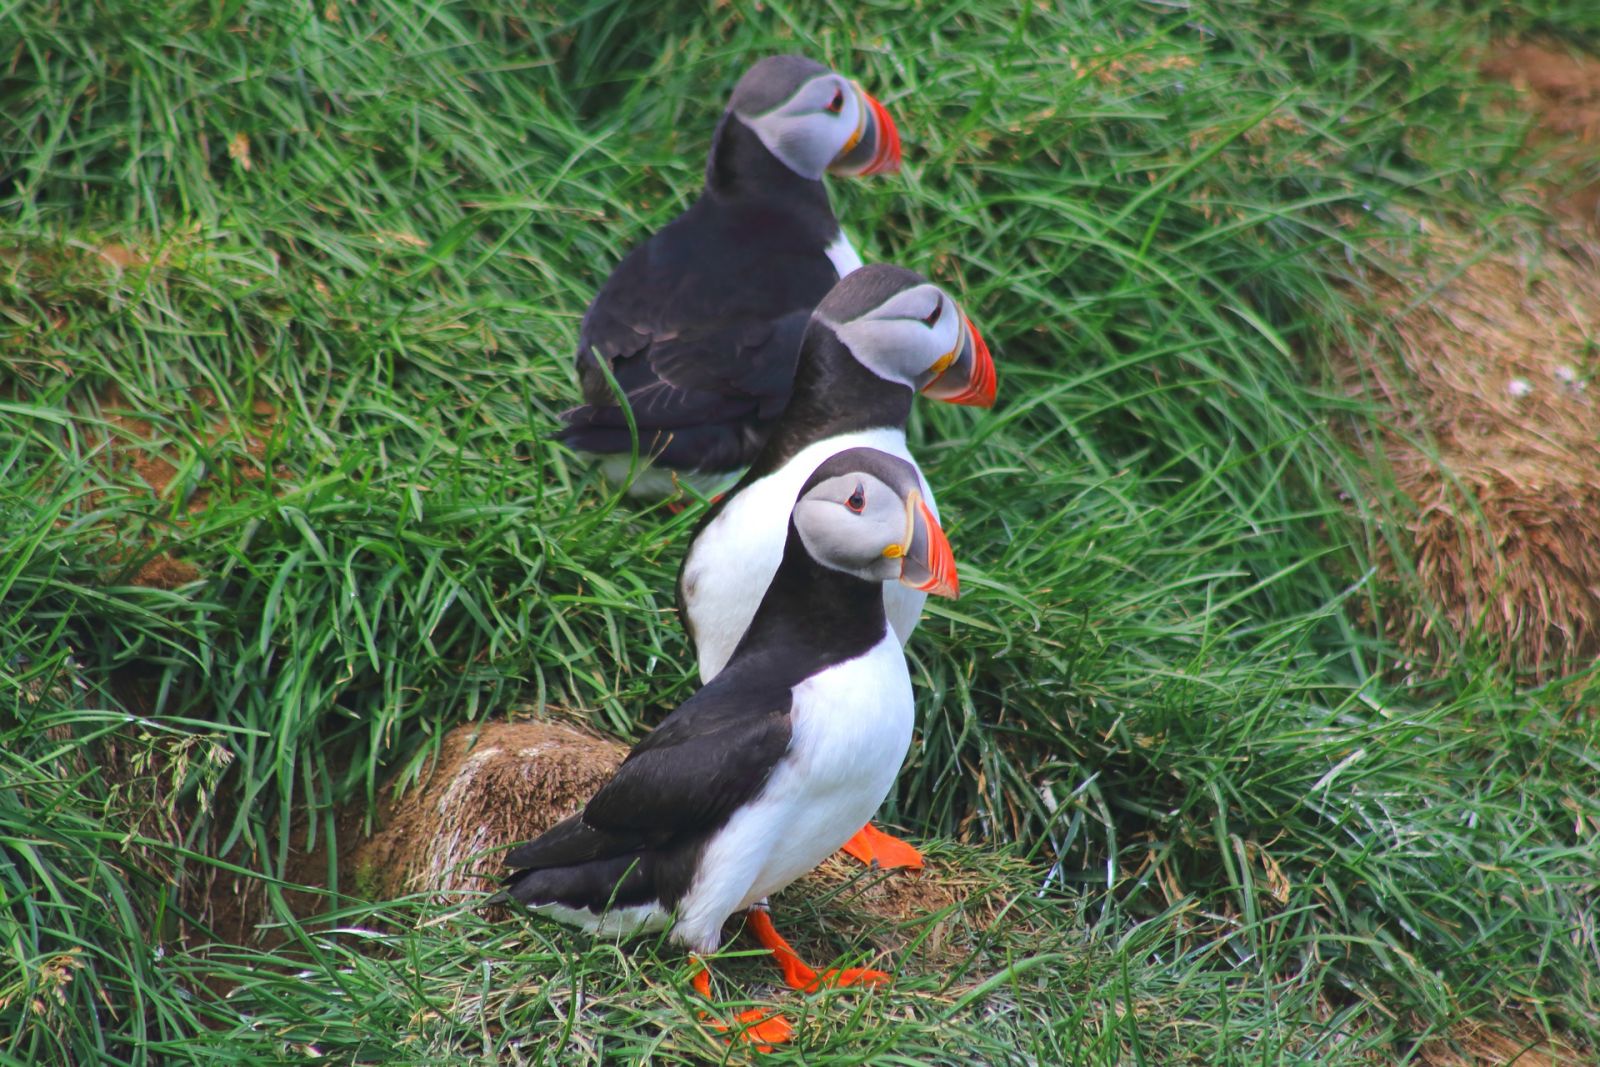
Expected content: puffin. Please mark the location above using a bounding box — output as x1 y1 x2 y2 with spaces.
555 54 903 499
502 447 960 1048
676 263 994 870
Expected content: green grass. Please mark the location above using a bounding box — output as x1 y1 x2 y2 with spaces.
4 0 1600 1062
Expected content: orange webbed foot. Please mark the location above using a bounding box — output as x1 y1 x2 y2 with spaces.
689 958 794 1052
814 966 891 989
744 909 893 994
838 822 924 871
724 1008 795 1050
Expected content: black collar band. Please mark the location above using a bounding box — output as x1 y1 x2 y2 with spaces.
729 518 889 678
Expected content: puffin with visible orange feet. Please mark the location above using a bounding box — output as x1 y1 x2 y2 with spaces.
502 447 959 1050
557 55 903 498
678 263 995 871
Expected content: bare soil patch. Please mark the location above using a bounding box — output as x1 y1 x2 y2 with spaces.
789 850 1025 974
91 384 281 504
77 384 284 588
129 553 202 590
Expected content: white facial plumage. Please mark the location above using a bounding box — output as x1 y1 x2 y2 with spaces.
792 471 910 583
736 73 865 180
821 282 967 390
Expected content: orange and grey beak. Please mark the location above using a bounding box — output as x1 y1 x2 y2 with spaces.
830 83 902 177
892 490 959 599
920 314 997 408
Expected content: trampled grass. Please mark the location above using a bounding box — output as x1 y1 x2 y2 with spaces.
4 0 1599 1063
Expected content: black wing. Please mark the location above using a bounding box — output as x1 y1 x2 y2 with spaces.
503 677 792 872
557 307 808 472
560 196 838 470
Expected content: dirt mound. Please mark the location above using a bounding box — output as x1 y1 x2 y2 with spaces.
350 719 627 898
1482 39 1600 233
1343 219 1600 676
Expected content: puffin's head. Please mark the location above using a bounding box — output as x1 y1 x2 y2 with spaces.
814 264 997 408
792 447 959 599
729 55 902 181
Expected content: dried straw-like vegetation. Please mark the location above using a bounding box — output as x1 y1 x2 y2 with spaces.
353 720 625 898
1337 41 1600 678
1414 1016 1590 1067
1345 218 1600 676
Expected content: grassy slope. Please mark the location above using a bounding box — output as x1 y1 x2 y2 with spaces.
3 0 1599 1062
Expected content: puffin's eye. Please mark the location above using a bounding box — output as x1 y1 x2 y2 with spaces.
845 483 866 513
826 87 845 115
922 299 943 328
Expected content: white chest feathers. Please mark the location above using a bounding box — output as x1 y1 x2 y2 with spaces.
681 429 937 683
824 230 864 277
672 633 915 952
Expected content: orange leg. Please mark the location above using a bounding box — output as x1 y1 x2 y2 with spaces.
688 957 794 1052
744 909 890 992
838 822 924 871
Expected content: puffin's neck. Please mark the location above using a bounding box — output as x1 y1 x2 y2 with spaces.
705 112 834 215
750 331 914 476
732 523 889 671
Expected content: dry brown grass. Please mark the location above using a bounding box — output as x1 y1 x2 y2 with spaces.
1342 216 1600 677
1334 37 1600 679
350 718 628 898
200 719 629 945
1413 1014 1590 1067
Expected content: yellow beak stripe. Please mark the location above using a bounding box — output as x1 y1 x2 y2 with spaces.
840 83 868 153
